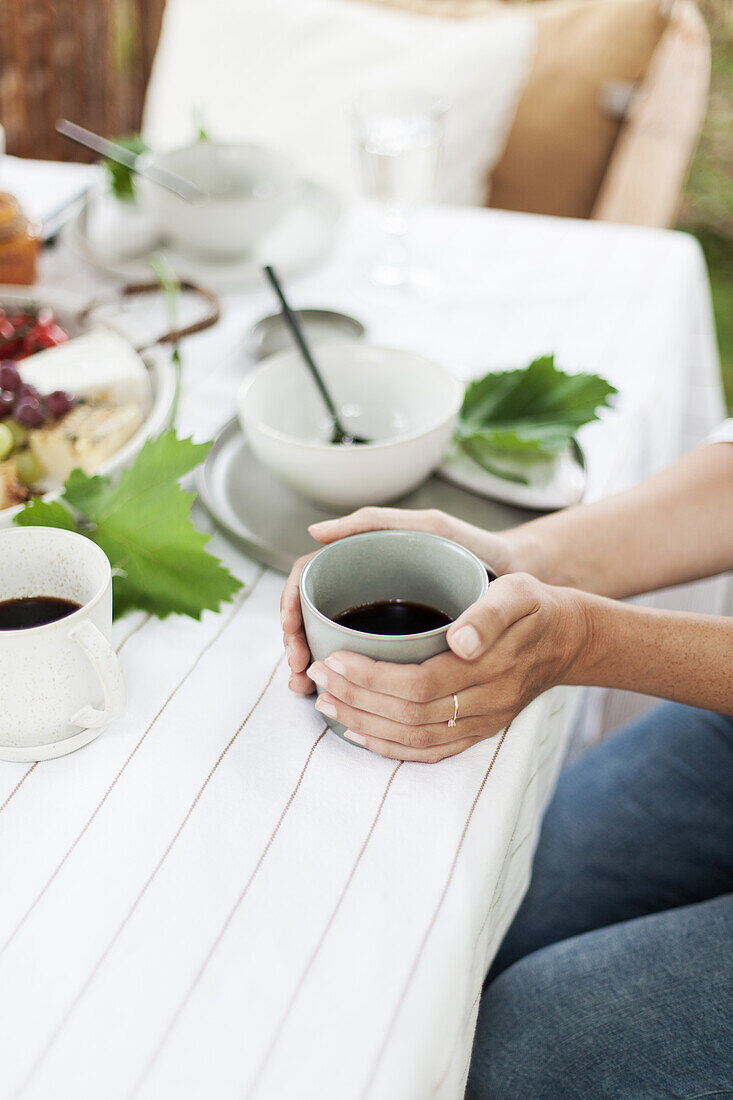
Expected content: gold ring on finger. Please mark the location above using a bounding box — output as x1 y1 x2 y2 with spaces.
448 693 459 728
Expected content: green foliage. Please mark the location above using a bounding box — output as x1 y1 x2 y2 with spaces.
104 134 149 202
679 0 732 411
456 355 616 480
686 227 733 413
15 432 242 620
682 0 733 237
193 107 210 142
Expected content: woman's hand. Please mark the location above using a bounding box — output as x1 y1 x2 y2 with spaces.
280 507 518 694
306 573 591 761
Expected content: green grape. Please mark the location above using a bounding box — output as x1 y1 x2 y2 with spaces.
0 423 13 461
14 450 44 486
5 419 28 450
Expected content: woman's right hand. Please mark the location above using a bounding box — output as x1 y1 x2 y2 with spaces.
280 506 519 694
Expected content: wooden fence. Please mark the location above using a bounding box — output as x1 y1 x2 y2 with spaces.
0 0 166 161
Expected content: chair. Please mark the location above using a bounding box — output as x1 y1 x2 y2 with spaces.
591 0 711 227
0 0 711 229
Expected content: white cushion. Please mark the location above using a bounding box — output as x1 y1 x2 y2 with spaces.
143 0 536 205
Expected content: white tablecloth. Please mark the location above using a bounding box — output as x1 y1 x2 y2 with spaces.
0 159 726 1100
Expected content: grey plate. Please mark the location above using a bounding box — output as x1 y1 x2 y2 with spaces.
438 437 587 512
196 418 536 574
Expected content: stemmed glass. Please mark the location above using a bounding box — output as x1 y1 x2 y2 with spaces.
350 90 447 288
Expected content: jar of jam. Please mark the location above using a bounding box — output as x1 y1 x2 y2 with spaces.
0 193 40 285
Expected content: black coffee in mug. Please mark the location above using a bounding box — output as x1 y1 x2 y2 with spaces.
0 596 81 631
333 599 452 636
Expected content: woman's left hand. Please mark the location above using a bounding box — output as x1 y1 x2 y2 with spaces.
307 573 592 762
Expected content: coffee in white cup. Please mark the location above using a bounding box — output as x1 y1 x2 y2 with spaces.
0 527 125 761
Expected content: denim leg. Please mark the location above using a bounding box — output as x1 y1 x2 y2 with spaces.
490 703 733 981
467 893 733 1100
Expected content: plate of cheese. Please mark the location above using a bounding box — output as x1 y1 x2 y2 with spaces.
0 287 177 526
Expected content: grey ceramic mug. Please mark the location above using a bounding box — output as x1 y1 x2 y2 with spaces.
299 530 490 737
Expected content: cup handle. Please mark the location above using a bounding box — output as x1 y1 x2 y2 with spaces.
69 620 126 729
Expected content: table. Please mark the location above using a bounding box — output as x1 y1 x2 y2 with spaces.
0 159 726 1100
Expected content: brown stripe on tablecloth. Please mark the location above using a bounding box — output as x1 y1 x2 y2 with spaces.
469 731 554 958
0 764 37 818
115 614 153 654
0 524 221 810
12 649 284 1100
428 835 527 1100
1 569 266 962
128 727 329 1100
431 733 558 1097
0 619 152 819
429 831 538 1098
457 1005 481 1094
245 759 404 1099
359 724 510 1100
429 822 530 1095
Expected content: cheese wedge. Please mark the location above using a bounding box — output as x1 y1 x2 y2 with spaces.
19 328 153 412
28 402 145 481
0 459 29 510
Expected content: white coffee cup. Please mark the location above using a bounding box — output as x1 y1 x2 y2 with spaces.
0 527 125 761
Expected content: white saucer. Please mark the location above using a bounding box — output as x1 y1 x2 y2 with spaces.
63 181 343 292
196 419 534 573
438 441 586 511
0 724 106 763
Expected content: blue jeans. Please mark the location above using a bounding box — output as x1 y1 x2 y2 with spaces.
467 703 733 1099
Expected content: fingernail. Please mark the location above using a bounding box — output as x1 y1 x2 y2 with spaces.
450 624 481 659
325 656 346 677
344 729 366 746
315 695 337 719
288 676 297 690
308 520 336 533
280 610 286 627
307 663 327 688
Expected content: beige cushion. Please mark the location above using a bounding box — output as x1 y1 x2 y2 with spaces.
493 0 669 218
361 0 669 218
144 0 536 206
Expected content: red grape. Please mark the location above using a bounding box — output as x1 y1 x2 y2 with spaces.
16 383 41 403
0 361 21 392
14 395 46 427
0 389 13 418
45 390 74 419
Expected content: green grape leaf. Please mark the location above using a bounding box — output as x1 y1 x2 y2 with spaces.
14 498 78 531
457 355 616 472
14 431 242 620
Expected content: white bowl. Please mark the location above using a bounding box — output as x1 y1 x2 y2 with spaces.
0 347 176 529
0 287 177 529
237 343 463 509
137 142 299 259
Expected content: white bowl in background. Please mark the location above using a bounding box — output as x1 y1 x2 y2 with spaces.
237 343 463 510
137 141 299 259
